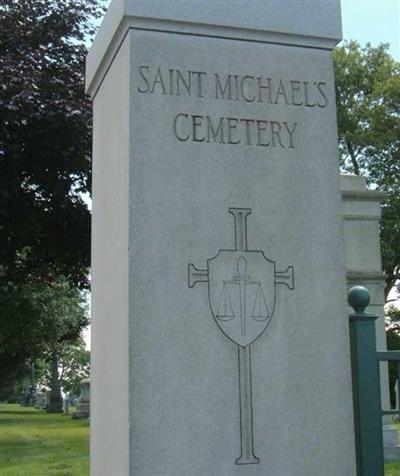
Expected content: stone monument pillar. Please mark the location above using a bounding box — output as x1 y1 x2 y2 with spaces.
87 2 356 475
340 174 400 460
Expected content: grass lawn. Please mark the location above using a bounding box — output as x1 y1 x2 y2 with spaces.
0 403 399 475
386 422 400 475
386 461 400 476
0 403 89 476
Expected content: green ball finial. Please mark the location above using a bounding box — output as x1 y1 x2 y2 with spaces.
348 286 370 313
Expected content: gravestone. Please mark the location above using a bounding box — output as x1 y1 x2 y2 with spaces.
62 395 70 415
87 1 356 475
34 391 45 409
72 379 90 419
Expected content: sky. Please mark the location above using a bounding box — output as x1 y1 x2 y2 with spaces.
341 0 400 60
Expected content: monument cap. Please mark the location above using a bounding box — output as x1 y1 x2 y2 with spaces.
86 0 342 97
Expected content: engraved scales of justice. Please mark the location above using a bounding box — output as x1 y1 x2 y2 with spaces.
188 208 294 465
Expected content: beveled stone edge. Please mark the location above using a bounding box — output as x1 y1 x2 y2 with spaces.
86 15 340 99
346 271 386 283
341 190 387 201
346 272 386 307
342 214 382 221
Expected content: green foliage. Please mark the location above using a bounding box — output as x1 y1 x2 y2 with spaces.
334 41 400 177
34 278 89 349
37 341 90 395
59 343 90 395
334 41 400 299
0 0 104 288
0 0 102 401
0 381 22 403
381 194 400 299
387 306 400 407
387 305 400 333
0 277 88 390
0 280 47 387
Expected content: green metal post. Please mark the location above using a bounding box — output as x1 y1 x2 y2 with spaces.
348 286 384 476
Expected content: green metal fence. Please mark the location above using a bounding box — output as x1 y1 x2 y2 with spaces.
348 286 400 476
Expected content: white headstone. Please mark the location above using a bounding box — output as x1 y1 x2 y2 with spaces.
62 396 69 415
34 391 45 409
87 2 356 475
73 379 90 419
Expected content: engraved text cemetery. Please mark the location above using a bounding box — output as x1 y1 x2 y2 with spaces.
137 66 328 148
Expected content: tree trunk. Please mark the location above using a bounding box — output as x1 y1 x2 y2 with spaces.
346 141 360 175
47 352 63 413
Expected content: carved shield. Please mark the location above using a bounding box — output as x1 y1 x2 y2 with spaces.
207 250 276 347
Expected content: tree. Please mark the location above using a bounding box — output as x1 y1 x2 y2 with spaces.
59 341 90 396
0 0 102 404
0 278 47 389
333 41 400 301
32 277 88 411
0 0 104 289
0 277 89 409
37 340 90 397
386 306 400 406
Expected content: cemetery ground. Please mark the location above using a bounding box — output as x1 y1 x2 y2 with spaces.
0 404 89 476
0 404 399 476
